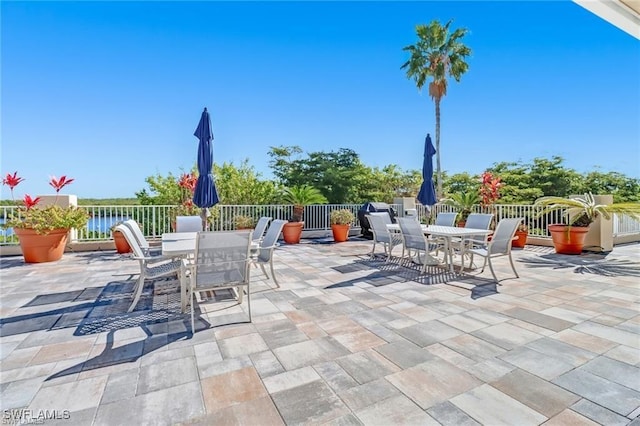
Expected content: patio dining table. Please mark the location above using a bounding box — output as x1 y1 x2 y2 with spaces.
386 224 492 273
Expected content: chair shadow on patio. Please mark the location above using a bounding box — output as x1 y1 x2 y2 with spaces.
519 253 640 277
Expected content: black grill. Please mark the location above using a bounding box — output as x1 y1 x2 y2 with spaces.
358 202 397 239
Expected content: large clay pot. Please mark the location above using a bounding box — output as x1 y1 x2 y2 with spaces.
331 224 350 243
112 230 132 254
14 227 69 263
548 224 589 255
282 222 304 244
512 230 528 248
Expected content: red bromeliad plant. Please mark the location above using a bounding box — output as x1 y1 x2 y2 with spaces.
479 171 503 207
1 172 89 234
174 172 199 217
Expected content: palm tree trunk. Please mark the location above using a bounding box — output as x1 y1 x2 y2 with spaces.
434 96 442 199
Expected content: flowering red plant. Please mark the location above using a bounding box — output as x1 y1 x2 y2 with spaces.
3 172 24 195
479 171 503 206
178 173 197 192
23 195 42 210
49 175 75 192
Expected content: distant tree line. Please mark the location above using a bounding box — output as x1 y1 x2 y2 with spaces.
132 147 639 206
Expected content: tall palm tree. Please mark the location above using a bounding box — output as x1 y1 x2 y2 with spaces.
401 19 471 199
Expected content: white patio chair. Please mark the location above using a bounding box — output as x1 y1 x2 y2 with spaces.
176 215 203 232
252 219 287 287
122 219 160 256
397 217 440 273
452 213 494 269
368 214 402 262
114 224 182 312
467 217 523 283
184 230 253 331
434 212 458 226
252 216 272 243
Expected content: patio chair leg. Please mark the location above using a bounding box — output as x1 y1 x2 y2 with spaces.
508 253 519 278
259 263 269 279
247 284 251 322
370 241 377 259
479 256 488 273
487 258 499 283
190 290 195 332
269 259 280 288
127 274 145 313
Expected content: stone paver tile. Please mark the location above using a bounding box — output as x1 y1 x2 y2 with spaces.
395 320 464 347
217 332 269 359
354 394 440 426
573 321 640 347
273 337 350 371
471 322 543 350
0 377 43 410
332 328 386 353
184 395 284 426
438 313 491 332
0 360 58 385
462 358 517 383
100 369 139 404
464 309 510 325
320 413 364 426
262 366 320 394
255 319 309 350
426 343 476 367
390 304 443 322
337 378 400 411
213 323 257 340
271 380 350 425
491 369 580 418
137 356 198 395
0 346 40 371
605 344 640 366
94 381 204 426
426 401 481 426
550 329 619 354
314 361 359 392
374 340 436 369
28 375 107 413
553 369 640 416
336 350 400 385
508 318 556 337
499 346 574 380
542 408 599 426
570 399 631 426
441 333 506 362
451 384 547 426
196 354 253 379
526 337 597 367
200 366 268 413
386 357 481 409
541 306 596 323
504 307 575 332
580 356 640 391
296 321 328 339
362 323 406 343
249 350 285 378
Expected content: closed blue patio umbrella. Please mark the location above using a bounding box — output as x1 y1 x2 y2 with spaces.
192 107 219 230
417 133 437 208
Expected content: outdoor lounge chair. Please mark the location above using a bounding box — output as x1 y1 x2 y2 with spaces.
367 213 402 262
114 224 182 312
252 219 287 287
184 230 253 330
467 217 523 283
176 215 203 232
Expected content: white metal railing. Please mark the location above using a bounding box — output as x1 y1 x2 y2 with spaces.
1 203 639 245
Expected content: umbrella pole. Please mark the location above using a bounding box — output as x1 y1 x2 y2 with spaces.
200 208 208 231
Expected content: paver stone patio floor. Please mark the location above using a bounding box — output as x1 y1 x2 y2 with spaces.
1 238 639 425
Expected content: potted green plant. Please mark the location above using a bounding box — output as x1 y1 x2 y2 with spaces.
441 192 480 226
534 192 640 254
330 209 355 242
2 172 89 263
234 215 255 230
280 185 328 244
512 222 528 248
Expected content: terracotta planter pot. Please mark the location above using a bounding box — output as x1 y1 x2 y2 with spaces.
331 224 350 243
457 221 466 227
548 224 590 255
14 227 69 263
113 230 132 254
282 222 304 244
512 230 528 248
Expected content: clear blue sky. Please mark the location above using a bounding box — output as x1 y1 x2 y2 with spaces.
2 1 639 199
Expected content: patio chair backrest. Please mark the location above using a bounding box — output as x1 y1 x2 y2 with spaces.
464 213 494 245
434 212 457 227
398 217 427 251
114 224 147 259
368 212 392 225
122 219 149 252
252 216 272 242
368 214 393 244
194 231 252 290
257 219 287 263
176 216 202 232
489 218 523 255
